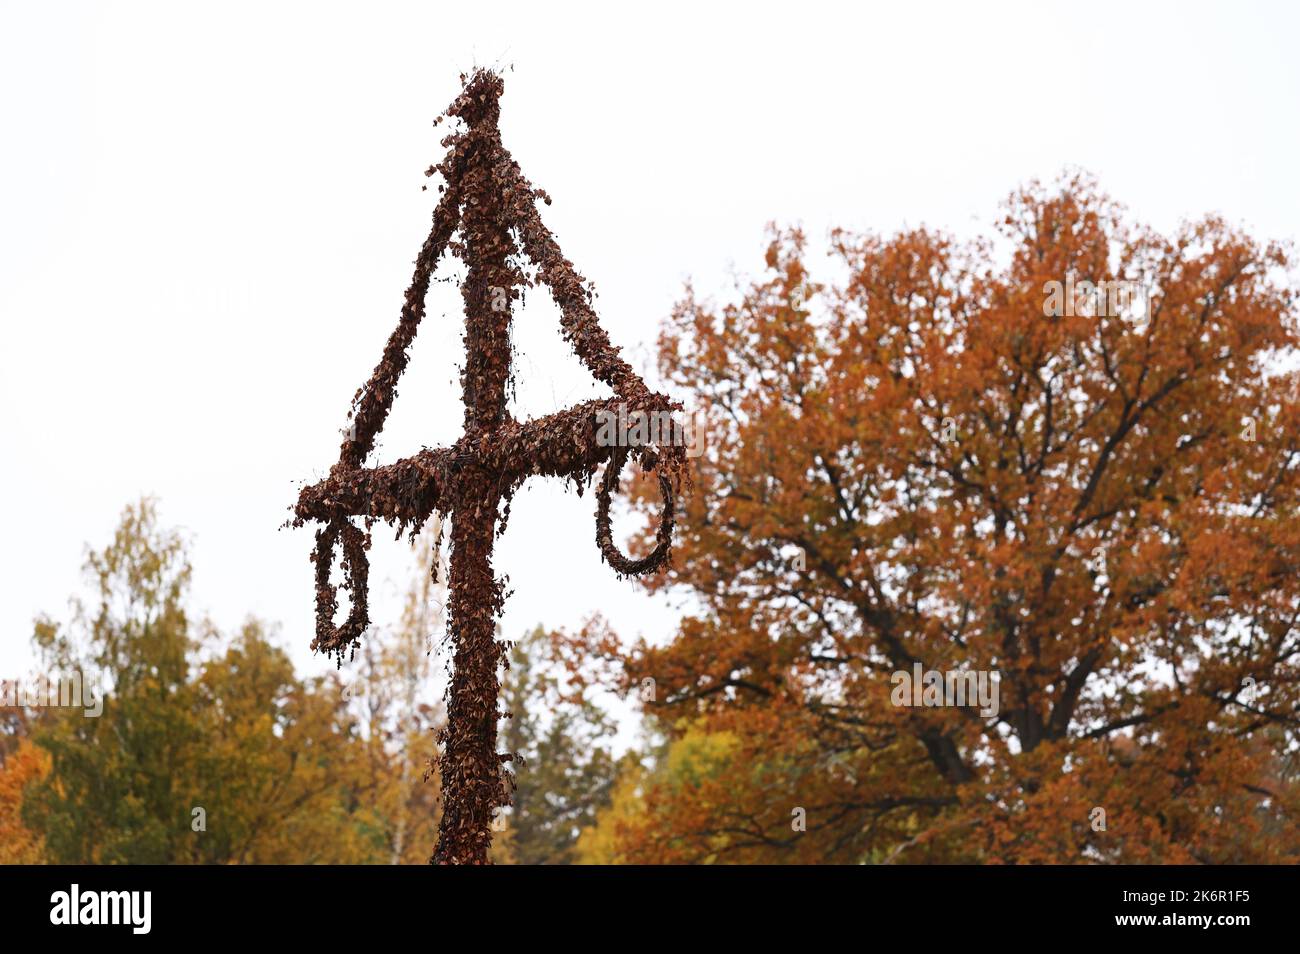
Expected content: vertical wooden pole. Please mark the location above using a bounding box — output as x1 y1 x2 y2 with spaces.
433 95 514 864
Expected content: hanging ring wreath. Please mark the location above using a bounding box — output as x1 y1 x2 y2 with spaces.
311 516 371 658
595 444 675 576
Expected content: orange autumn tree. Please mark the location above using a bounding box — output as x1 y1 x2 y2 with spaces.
0 713 49 865
587 174 1300 863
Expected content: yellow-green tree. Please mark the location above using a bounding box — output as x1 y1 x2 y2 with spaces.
18 499 442 864
25 500 202 863
185 621 386 863
499 626 621 864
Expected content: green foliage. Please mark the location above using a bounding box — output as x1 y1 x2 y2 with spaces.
25 500 200 863
16 499 444 864
500 626 621 864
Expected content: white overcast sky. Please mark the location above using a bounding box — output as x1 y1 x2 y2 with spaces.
3 0 1299 684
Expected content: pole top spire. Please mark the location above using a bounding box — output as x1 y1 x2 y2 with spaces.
444 68 505 127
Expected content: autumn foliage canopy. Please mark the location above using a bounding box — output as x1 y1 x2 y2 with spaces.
573 174 1300 864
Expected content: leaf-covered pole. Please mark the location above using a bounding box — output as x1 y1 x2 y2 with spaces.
292 69 687 864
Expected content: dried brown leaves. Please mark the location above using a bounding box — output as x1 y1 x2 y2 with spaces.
292 69 687 863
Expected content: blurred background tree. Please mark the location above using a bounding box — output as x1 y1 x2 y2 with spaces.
23 500 204 863
572 174 1300 864
0 709 47 864
499 625 622 864
6 501 464 864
